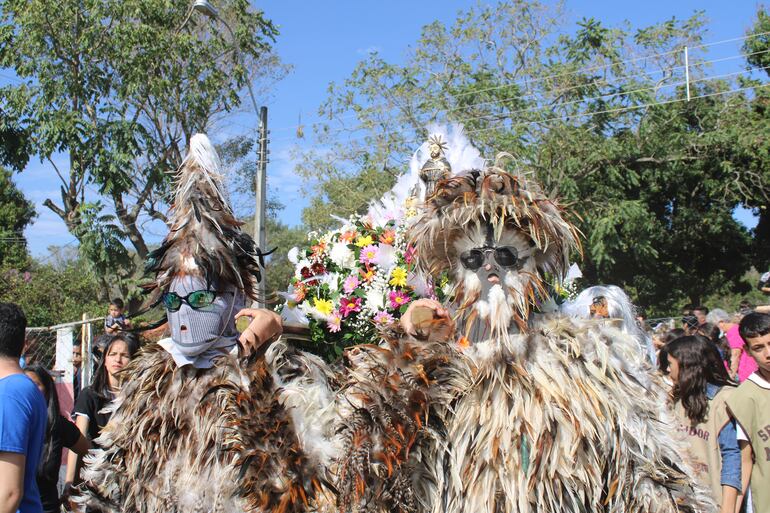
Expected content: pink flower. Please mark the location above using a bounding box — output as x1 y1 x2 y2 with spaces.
373 311 394 326
404 244 416 265
343 275 360 294
388 290 411 309
359 244 379 265
339 296 362 317
327 310 342 333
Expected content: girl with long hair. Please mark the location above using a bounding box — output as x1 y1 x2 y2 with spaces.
23 366 90 513
667 335 741 513
64 334 138 500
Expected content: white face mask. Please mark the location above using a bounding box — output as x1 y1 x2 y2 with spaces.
166 275 244 358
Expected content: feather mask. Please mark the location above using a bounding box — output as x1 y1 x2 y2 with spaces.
410 155 581 337
142 134 268 307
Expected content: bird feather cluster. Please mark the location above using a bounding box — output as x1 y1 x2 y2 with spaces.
329 316 713 513
332 326 472 513
77 345 327 513
142 134 267 305
410 158 581 333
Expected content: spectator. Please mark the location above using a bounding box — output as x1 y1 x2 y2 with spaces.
727 312 770 513
667 336 741 512
22 366 90 513
0 303 47 513
758 271 770 294
656 328 685 378
682 303 695 317
65 334 137 489
695 322 730 365
71 341 82 401
738 299 754 316
693 305 709 326
709 309 758 383
682 315 700 335
104 299 131 335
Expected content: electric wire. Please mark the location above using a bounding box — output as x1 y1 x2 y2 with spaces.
262 30 770 135
263 49 770 144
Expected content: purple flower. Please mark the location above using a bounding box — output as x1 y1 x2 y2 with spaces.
373 311 395 326
339 296 362 317
327 310 342 333
359 244 380 265
404 244 416 265
388 290 411 309
343 275 360 294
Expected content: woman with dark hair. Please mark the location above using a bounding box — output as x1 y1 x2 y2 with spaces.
667 335 741 513
64 334 138 495
695 322 731 367
23 366 90 513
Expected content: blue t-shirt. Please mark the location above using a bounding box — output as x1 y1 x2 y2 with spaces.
0 374 47 513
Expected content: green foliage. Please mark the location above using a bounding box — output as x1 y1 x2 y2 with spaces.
0 0 285 295
296 1 770 316
0 167 35 268
242 216 307 300
0 251 103 327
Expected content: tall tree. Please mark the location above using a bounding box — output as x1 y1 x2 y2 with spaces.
295 1 770 314
0 112 33 268
0 0 285 294
742 6 770 271
0 168 35 268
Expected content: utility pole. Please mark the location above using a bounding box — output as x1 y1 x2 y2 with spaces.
255 106 269 307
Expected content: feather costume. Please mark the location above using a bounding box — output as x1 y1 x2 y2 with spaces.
77 135 324 513
335 151 713 512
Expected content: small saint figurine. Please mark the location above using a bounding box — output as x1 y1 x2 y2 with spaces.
419 135 451 199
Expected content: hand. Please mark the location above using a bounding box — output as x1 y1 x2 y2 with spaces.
61 482 79 512
400 298 455 342
235 308 283 356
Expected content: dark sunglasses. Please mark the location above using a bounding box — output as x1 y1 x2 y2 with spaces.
459 246 519 270
161 290 219 312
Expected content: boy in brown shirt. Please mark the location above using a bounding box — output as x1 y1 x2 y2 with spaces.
727 312 770 513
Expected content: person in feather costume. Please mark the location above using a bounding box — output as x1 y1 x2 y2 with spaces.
75 134 327 513
327 147 716 513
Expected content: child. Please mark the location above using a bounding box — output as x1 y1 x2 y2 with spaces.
104 298 131 334
667 335 741 512
727 312 770 513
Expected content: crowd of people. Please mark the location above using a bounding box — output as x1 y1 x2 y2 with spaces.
2 294 769 513
0 300 139 513
2 130 769 513
644 302 770 513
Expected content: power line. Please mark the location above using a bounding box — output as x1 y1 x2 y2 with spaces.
467 82 770 136
264 30 770 136
454 66 769 129
264 49 770 145
267 73 769 149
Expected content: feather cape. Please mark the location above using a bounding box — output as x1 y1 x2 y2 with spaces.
333 316 714 513
77 344 327 513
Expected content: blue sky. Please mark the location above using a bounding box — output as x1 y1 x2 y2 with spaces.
3 0 762 256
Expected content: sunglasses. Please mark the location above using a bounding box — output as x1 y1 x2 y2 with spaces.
161 290 219 312
459 246 519 271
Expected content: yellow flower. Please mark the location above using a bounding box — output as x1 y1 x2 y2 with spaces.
389 267 408 287
313 297 333 316
355 235 373 247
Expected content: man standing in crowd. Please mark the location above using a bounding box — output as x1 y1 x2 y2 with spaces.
727 312 770 513
693 305 709 326
0 302 47 513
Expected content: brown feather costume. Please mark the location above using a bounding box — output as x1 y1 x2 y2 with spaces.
76 135 325 513
331 153 714 512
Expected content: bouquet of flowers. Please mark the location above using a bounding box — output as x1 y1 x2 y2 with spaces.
282 214 442 361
